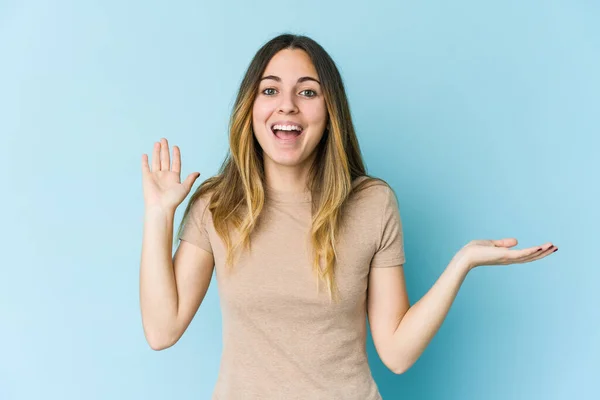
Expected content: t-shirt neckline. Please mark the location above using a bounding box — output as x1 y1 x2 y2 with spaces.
265 185 312 204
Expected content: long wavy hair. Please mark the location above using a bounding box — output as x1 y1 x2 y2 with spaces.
176 33 386 303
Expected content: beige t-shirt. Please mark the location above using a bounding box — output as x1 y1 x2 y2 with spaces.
178 176 406 399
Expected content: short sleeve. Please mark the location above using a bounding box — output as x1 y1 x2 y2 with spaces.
178 196 213 254
370 186 406 268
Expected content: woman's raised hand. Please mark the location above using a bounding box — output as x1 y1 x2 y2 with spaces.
453 238 558 271
141 138 200 212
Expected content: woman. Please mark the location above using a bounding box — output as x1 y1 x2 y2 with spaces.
139 33 557 399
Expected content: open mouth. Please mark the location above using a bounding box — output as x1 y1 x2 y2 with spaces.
271 127 304 140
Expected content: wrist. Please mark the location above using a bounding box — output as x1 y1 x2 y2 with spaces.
450 251 476 273
144 204 176 218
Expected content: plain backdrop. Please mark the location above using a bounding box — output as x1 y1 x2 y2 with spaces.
1 0 598 399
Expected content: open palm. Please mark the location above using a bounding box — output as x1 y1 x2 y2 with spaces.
141 138 200 212
455 238 558 270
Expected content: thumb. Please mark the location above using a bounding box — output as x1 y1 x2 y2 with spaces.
493 238 518 248
183 172 201 190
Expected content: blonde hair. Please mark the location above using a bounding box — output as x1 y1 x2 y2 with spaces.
176 33 387 303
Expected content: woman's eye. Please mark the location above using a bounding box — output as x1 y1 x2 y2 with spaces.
301 89 317 97
261 88 317 97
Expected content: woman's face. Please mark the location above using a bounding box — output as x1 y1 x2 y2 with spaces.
252 48 328 171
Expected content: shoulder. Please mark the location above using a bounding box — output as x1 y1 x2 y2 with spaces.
339 177 398 226
349 176 396 206
187 187 216 223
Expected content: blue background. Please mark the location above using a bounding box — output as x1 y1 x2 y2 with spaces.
1 0 598 399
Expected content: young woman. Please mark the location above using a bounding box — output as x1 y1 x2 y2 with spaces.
139 34 557 399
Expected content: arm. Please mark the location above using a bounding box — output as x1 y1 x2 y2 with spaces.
139 206 214 350
368 238 555 374
367 257 470 374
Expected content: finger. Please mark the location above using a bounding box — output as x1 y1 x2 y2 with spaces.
141 154 150 175
152 142 160 172
183 172 201 191
160 138 171 171
505 245 546 262
172 146 181 174
518 245 557 263
493 238 518 248
510 245 554 264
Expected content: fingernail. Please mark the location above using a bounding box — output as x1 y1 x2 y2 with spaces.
553 248 558 252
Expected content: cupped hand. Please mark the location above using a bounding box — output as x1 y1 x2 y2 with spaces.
453 238 558 271
141 138 200 212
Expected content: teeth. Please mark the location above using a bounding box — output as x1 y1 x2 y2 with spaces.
273 124 302 131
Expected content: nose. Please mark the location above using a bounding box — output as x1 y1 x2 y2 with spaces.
277 91 299 114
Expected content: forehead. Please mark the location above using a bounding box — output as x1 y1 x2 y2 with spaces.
262 49 318 80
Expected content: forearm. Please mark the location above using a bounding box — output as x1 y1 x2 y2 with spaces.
390 257 471 373
139 206 179 348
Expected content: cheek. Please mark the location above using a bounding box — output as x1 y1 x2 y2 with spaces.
252 101 274 131
304 101 327 125
253 97 273 116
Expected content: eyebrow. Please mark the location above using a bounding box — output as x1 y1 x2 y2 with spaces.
260 75 321 85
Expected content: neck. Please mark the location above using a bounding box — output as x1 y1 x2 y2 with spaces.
263 157 314 193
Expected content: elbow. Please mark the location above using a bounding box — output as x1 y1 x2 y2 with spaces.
383 359 404 375
382 355 410 375
391 359 416 375
143 328 178 351
147 338 175 351
391 364 408 375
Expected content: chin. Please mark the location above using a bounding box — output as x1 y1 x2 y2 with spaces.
271 157 302 167
265 152 305 167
